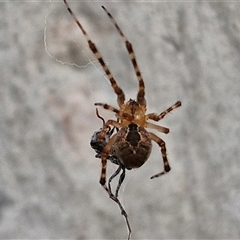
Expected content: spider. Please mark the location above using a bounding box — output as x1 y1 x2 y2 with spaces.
63 1 181 239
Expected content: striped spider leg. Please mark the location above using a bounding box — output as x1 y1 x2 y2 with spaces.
90 108 127 198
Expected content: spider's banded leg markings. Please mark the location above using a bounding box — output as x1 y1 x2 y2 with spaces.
99 119 122 187
147 101 181 122
100 133 118 186
102 6 146 108
145 122 170 134
63 0 125 107
149 132 171 179
95 103 120 115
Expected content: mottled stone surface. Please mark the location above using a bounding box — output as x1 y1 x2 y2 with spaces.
1 1 240 239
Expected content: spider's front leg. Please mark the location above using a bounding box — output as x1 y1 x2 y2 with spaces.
148 132 171 179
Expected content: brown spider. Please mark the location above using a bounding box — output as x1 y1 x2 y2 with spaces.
63 1 181 239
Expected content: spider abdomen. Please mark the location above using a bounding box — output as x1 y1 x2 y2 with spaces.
114 124 152 169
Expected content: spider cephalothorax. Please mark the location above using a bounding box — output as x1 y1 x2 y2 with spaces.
63 1 181 239
119 99 147 125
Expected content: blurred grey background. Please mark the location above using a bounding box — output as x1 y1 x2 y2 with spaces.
1 1 240 239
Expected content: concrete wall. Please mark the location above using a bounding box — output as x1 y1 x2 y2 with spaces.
1 1 240 239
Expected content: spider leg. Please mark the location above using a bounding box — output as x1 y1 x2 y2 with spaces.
100 134 131 240
63 0 125 107
95 103 133 122
147 101 181 122
148 132 171 179
102 6 146 108
146 122 170 134
95 103 120 115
